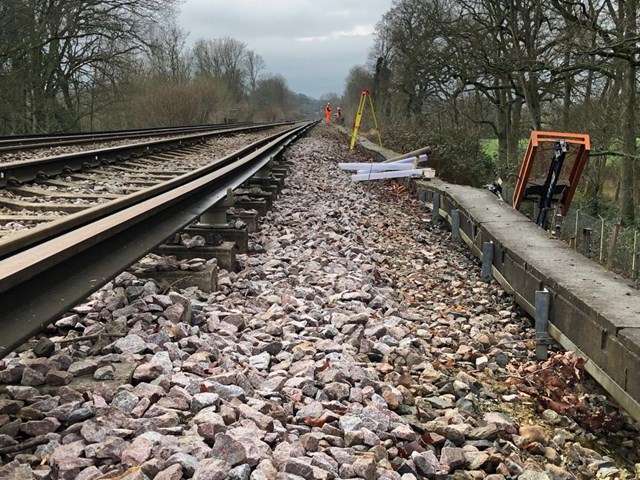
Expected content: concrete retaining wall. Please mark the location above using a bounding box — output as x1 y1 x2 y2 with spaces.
414 180 640 420
349 132 640 419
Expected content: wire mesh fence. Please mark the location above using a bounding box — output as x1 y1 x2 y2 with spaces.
497 185 638 281
558 209 638 278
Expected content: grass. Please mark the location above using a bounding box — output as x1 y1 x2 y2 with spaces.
480 139 499 162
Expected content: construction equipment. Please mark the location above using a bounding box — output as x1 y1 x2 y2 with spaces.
349 89 382 150
512 131 590 229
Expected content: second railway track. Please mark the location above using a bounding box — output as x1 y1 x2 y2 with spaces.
0 122 253 158
0 123 295 246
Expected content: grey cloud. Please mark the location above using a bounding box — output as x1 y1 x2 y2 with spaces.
178 0 392 97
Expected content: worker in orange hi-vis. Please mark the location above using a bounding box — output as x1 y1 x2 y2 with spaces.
325 103 332 124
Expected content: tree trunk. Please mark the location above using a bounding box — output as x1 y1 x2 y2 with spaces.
507 96 523 170
496 79 508 172
620 0 637 225
562 52 572 130
518 73 542 130
620 60 635 224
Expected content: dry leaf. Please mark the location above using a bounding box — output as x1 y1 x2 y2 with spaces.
317 358 330 372
303 416 326 428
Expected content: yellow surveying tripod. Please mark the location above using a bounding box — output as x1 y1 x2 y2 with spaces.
349 89 382 150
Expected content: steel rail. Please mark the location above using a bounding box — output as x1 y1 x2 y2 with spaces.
0 121 316 356
0 122 293 187
0 122 252 153
0 123 303 259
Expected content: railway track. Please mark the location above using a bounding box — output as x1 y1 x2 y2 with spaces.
0 122 293 242
0 122 252 157
0 120 315 356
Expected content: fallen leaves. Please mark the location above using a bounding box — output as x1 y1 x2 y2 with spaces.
508 352 621 432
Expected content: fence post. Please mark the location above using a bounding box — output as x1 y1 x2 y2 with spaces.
482 241 494 283
550 206 558 234
606 223 621 271
451 209 460 243
599 216 605 264
582 228 592 258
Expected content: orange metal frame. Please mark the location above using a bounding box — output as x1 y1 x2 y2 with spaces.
512 131 590 216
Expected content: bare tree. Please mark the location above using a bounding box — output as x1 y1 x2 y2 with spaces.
244 51 266 95
0 0 179 133
552 0 639 224
251 75 298 121
193 37 248 101
147 21 192 81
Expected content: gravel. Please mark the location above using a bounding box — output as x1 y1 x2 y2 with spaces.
0 125 638 480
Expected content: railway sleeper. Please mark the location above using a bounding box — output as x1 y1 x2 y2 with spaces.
228 208 259 233
133 259 218 293
153 241 238 272
245 177 282 196
70 173 159 186
235 196 269 216
6 186 119 200
0 196 89 213
0 214 61 225
186 224 249 253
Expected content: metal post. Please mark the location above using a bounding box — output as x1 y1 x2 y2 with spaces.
553 208 562 237
482 241 493 282
255 165 271 179
451 209 460 243
432 193 440 223
549 206 557 233
606 223 620 271
574 210 580 249
418 189 426 202
535 289 551 360
582 228 592 258
633 231 638 280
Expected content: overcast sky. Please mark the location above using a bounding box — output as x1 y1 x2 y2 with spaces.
178 0 393 99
